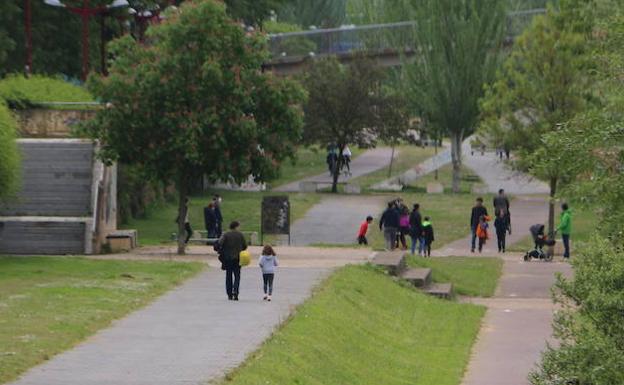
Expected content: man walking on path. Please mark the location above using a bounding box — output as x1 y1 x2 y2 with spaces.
493 188 511 234
470 197 489 253
409 204 424 255
217 221 247 300
380 202 400 250
557 203 572 259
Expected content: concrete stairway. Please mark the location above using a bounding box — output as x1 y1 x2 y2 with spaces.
372 252 453 299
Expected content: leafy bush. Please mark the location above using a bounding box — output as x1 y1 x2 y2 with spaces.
0 102 20 201
0 74 93 109
265 20 317 56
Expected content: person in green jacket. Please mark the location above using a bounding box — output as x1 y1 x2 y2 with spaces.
556 203 572 259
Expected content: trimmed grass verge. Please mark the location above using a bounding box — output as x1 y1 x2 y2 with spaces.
221 265 485 385
408 256 503 297
121 191 321 245
0 256 204 384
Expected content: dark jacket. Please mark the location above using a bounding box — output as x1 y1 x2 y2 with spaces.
218 230 247 269
494 217 507 235
204 207 217 234
214 205 223 224
470 206 488 229
409 210 423 237
422 222 434 243
493 195 510 216
379 207 400 230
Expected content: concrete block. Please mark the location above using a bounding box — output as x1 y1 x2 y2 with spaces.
426 182 444 194
370 181 403 192
424 283 453 299
299 181 318 193
344 183 361 194
401 268 432 288
373 251 407 276
471 184 490 194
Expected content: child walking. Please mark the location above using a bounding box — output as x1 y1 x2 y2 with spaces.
476 214 491 253
357 216 373 245
259 245 279 301
422 217 435 257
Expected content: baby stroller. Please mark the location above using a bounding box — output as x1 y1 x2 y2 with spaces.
523 224 556 262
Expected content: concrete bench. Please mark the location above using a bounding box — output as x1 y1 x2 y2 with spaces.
106 229 138 252
299 181 361 194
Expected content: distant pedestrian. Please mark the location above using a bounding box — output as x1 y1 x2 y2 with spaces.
470 197 489 253
357 216 373 245
504 145 510 160
380 201 400 251
493 189 511 234
259 245 279 301
175 198 193 244
343 145 352 174
213 194 223 237
398 205 410 250
409 203 424 255
494 212 507 253
556 203 572 259
217 221 248 301
203 202 218 239
422 216 434 257
476 214 490 253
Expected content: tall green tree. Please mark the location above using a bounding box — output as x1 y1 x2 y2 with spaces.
224 0 289 27
480 2 591 235
85 0 305 254
278 0 346 28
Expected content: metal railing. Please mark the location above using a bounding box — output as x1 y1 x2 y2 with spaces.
268 8 546 60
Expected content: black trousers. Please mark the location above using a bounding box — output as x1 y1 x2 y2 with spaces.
496 230 506 251
184 222 193 243
225 266 241 297
357 235 368 245
263 273 275 295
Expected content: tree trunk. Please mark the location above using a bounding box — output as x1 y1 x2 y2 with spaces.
547 176 557 257
434 136 439 181
387 144 395 178
450 132 463 193
331 146 344 193
176 176 188 255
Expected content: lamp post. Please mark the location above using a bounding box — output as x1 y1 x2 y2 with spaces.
24 0 33 75
43 0 129 80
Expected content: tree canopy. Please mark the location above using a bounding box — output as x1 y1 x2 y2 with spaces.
85 0 305 253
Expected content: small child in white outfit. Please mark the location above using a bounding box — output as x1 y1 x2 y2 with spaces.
259 245 279 301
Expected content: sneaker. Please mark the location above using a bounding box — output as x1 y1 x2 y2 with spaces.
263 295 268 301
228 294 233 300
471 248 475 253
267 295 272 302
233 294 239 301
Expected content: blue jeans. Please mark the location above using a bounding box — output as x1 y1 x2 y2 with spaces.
471 228 477 251
225 266 241 297
410 236 427 255
562 234 570 258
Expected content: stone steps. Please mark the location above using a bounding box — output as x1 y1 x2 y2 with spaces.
372 252 453 299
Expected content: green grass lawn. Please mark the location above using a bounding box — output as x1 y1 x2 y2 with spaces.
121 191 321 245
0 75 94 108
406 163 483 194
366 193 494 250
408 256 503 297
221 265 485 385
352 144 436 190
0 256 204 384
267 146 363 189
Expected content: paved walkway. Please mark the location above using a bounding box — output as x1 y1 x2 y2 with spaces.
462 142 549 194
289 195 387 245
460 253 572 385
274 147 397 192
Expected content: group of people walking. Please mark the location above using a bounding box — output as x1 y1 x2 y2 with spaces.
470 189 512 253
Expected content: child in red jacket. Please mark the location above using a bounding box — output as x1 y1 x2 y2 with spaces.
357 216 374 245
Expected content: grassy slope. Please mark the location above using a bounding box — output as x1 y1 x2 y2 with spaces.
222 265 485 385
0 257 204 384
122 191 321 245
0 75 93 105
367 193 495 250
352 144 436 190
409 256 503 297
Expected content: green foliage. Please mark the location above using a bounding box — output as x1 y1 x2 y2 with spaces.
278 0 347 28
0 102 20 202
224 0 288 26
0 74 93 108
0 256 204 384
264 20 317 56
85 0 305 252
409 256 503 297
530 238 624 385
221 265 485 385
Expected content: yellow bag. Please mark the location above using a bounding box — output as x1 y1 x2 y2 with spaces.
239 250 251 267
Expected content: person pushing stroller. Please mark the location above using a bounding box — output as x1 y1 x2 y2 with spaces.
524 224 556 261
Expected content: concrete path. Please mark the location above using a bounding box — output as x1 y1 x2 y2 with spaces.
462 142 549 195
274 147 397 192
9 267 329 385
434 195 548 257
289 195 387 246
460 254 572 385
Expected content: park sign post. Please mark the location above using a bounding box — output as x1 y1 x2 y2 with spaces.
261 196 290 245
